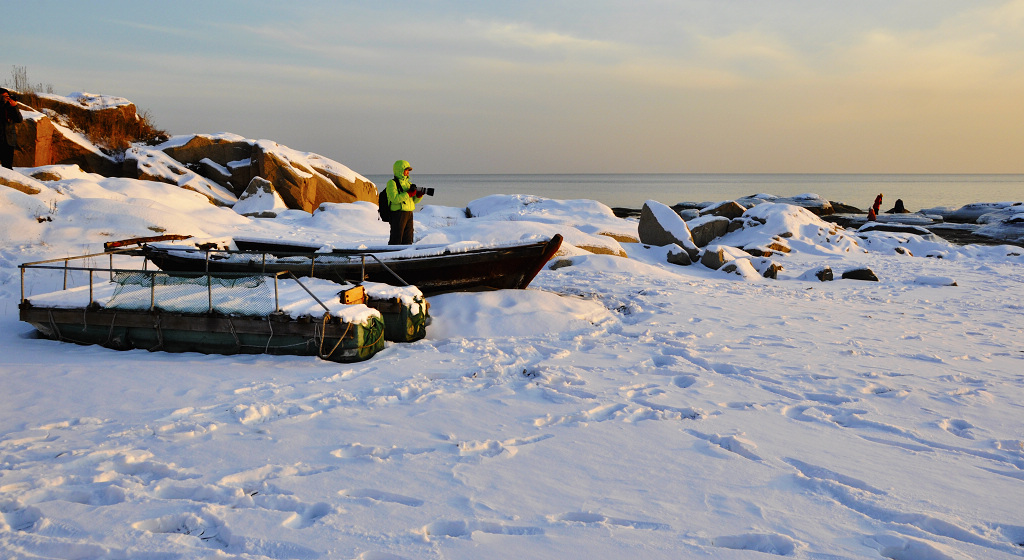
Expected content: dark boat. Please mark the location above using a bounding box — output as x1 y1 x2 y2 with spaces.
17 260 389 362
139 235 563 295
20 304 385 362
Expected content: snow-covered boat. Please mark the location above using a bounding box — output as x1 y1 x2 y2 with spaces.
136 235 563 295
16 254 419 362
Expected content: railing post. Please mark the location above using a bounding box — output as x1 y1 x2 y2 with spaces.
274 273 280 312
89 270 94 306
207 273 213 313
63 259 68 290
150 272 156 311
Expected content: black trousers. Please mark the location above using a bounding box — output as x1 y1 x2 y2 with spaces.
0 142 14 169
388 211 414 245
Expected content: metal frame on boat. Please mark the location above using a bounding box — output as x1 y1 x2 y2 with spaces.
18 250 386 362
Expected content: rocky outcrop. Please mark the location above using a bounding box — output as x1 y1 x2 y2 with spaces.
25 92 138 136
251 143 376 213
158 135 254 195
11 110 119 176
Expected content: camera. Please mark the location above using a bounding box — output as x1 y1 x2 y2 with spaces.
410 185 434 197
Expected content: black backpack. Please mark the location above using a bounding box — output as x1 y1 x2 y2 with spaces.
378 188 392 222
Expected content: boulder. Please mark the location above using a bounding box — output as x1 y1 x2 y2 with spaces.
252 142 377 213
700 244 750 270
638 200 699 259
234 176 288 218
699 200 747 219
688 215 730 247
720 258 763 279
830 201 862 214
842 268 879 282
666 244 692 266
749 257 783 279
160 135 254 195
799 266 834 282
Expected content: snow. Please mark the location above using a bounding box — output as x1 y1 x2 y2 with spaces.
2 165 1024 559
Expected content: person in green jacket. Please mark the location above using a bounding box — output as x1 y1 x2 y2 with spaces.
384 159 423 245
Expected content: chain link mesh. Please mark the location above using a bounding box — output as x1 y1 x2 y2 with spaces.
107 272 276 315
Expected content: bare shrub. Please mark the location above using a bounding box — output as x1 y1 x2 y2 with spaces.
10 66 169 155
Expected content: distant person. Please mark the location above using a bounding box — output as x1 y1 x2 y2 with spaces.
383 159 423 245
886 199 909 214
1 88 24 169
867 193 883 221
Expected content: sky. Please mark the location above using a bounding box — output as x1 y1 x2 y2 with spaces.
4 0 1024 175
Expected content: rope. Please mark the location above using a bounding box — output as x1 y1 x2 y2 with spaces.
319 313 353 359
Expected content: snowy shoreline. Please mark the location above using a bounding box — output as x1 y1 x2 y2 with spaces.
2 164 1024 559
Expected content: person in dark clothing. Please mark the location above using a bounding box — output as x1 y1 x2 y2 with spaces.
1 88 24 169
383 159 423 245
867 193 883 221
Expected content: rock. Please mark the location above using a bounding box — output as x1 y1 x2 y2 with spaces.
700 244 750 270
124 145 238 206
830 201 862 214
28 170 62 181
12 113 119 175
858 222 932 235
720 258 763 279
745 241 791 257
734 193 834 216
252 142 377 213
749 257 783 279
943 202 1016 224
842 268 879 281
234 177 288 218
666 244 692 266
0 168 44 195
799 266 833 281
688 215 730 247
699 200 747 219
160 135 254 195
638 200 699 259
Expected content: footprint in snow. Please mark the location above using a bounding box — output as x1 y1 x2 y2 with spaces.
340 488 424 507
416 519 544 540
712 533 803 556
550 511 670 531
939 418 975 439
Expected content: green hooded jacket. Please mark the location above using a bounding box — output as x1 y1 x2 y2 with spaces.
385 159 422 212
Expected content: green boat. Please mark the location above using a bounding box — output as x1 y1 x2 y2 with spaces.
18 253 391 362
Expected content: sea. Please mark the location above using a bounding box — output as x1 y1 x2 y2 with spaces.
365 174 1024 212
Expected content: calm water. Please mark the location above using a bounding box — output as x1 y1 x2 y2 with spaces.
366 174 1024 212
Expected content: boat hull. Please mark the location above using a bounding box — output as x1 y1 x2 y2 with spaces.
20 304 386 362
143 236 563 295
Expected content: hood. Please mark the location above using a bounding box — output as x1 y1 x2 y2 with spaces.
393 159 412 177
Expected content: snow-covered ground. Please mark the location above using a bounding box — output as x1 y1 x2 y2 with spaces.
2 164 1023 559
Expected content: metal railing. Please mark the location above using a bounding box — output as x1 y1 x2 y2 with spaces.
19 251 333 316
